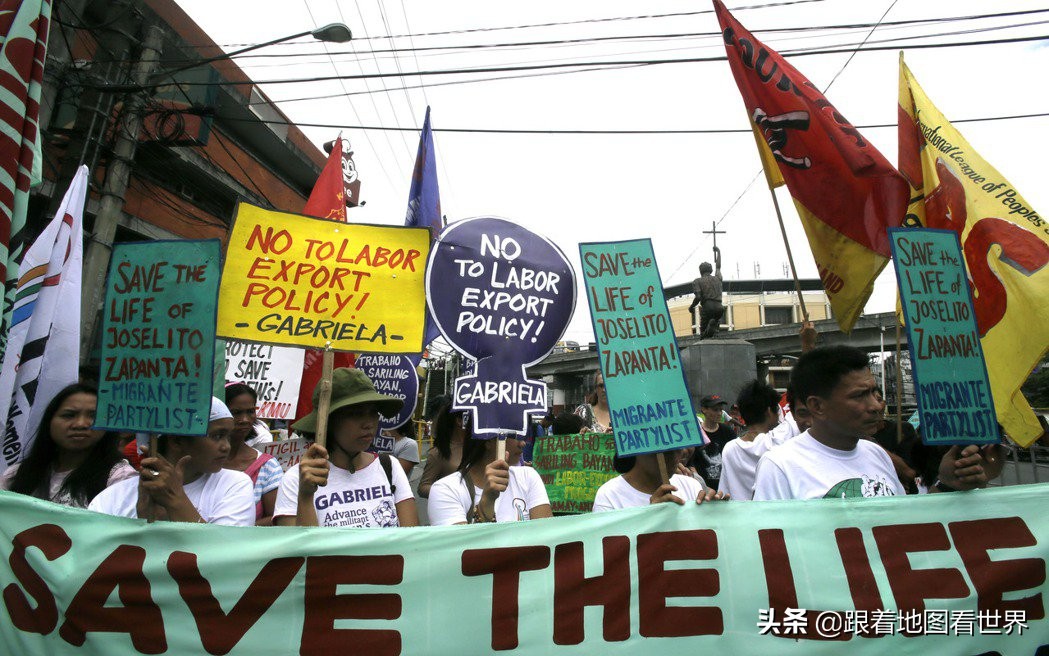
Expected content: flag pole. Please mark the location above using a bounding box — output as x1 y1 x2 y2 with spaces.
146 435 158 523
767 187 810 322
894 295 904 444
313 346 336 449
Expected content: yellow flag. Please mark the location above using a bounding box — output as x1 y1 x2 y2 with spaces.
898 55 1049 446
751 121 785 190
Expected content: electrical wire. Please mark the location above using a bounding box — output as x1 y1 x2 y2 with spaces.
207 8 1049 66
145 32 1049 88
202 109 1049 134
395 0 459 214
335 0 417 191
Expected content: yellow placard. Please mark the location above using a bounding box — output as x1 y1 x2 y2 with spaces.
217 203 430 353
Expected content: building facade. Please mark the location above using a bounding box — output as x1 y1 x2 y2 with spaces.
34 0 329 362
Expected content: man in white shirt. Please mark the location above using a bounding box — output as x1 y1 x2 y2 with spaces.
719 380 795 501
753 346 989 500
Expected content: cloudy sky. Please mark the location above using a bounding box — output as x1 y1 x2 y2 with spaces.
175 0 1049 347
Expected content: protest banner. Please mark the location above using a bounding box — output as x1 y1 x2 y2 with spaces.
426 217 574 435
356 354 418 440
2 484 1046 654
95 240 220 435
889 228 998 445
256 437 311 471
216 202 430 354
224 341 305 420
580 239 701 457
532 432 616 514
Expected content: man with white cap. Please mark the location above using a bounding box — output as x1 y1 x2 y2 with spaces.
89 397 254 526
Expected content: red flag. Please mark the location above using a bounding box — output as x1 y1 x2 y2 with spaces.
295 137 354 423
302 137 347 221
714 0 908 331
0 0 50 359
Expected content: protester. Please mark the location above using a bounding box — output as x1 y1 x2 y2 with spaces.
522 413 552 465
574 373 612 433
718 380 786 501
753 345 990 500
89 397 255 526
374 419 421 477
594 449 727 511
273 368 417 527
865 387 922 493
418 396 470 498
689 394 736 491
224 383 284 525
551 412 586 435
1 383 135 508
428 435 552 525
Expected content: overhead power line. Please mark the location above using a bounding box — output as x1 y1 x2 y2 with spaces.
198 7 1049 63
117 33 1048 89
206 110 1049 135
209 0 833 49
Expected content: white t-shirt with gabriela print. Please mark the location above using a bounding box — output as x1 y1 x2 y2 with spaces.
274 455 412 528
752 430 905 501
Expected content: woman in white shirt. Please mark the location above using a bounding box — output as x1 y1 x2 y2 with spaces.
593 450 727 512
428 433 552 525
274 368 418 528
1 383 135 508
89 397 255 526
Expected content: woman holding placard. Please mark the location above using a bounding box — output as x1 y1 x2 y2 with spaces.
89 397 255 526
593 450 728 511
1 384 135 508
418 397 470 498
273 368 418 528
224 383 283 525
428 434 552 525
574 373 613 433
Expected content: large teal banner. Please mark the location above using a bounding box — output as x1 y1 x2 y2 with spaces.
889 228 997 445
2 485 1045 655
579 239 700 456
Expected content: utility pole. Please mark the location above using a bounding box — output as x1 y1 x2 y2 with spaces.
79 24 164 362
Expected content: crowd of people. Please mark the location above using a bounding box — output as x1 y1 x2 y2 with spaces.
0 343 1004 529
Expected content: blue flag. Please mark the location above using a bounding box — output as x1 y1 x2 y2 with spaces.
406 107 444 362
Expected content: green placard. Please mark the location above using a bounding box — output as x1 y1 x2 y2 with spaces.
889 228 998 445
532 432 617 514
579 239 701 456
95 240 221 435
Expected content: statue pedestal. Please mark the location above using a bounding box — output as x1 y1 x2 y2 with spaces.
679 339 757 411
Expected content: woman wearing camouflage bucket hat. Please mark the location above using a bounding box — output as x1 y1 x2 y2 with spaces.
273 368 418 528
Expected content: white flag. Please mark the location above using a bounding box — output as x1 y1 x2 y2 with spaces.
0 165 86 466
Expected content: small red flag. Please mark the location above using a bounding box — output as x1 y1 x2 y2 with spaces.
295 137 354 424
302 137 347 221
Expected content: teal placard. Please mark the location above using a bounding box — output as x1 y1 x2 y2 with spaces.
579 239 701 456
95 240 222 435
889 228 997 445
